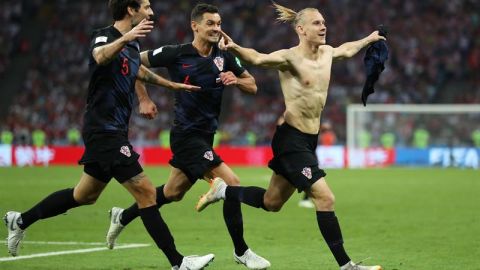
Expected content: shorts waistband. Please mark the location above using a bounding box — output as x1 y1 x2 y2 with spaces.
278 123 319 139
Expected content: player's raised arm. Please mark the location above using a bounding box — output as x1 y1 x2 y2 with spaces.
332 31 386 61
93 19 153 65
219 30 290 69
137 65 201 92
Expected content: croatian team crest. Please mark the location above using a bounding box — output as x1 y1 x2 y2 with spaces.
120 146 131 157
301 167 312 179
213 56 224 71
204 150 214 161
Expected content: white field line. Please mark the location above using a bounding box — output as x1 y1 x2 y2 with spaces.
0 243 150 262
0 241 109 246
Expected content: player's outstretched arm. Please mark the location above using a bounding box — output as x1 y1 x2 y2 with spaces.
93 19 153 65
137 65 201 92
219 30 289 69
332 30 386 61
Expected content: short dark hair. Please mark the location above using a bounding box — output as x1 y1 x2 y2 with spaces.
108 0 141 21
191 3 219 22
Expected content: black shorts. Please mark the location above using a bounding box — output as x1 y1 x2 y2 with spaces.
79 132 143 183
169 129 223 183
268 123 326 192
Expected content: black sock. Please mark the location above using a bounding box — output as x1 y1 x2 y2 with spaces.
138 205 183 267
226 186 267 210
19 188 80 230
223 200 248 256
316 211 350 266
120 185 171 226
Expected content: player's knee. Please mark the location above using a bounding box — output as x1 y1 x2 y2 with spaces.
135 184 157 205
165 189 186 202
326 193 335 207
169 192 185 202
75 193 100 205
263 200 283 212
315 193 335 210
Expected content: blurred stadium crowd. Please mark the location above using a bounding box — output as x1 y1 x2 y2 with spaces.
1 0 479 146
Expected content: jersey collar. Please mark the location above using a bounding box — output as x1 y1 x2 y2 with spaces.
109 25 125 39
185 42 219 57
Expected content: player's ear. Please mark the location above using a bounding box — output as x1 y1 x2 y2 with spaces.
127 6 135 17
191 20 198 33
296 24 305 35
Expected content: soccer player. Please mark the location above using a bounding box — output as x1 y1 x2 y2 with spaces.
105 3 270 270
3 1 214 269
196 3 385 270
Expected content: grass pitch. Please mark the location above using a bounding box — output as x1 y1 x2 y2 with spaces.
0 166 479 269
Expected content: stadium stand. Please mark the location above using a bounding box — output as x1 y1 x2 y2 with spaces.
1 0 479 146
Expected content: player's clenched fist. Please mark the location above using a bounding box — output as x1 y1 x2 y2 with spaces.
219 71 237 86
139 98 158 120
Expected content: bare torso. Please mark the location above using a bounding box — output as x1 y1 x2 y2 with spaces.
279 45 333 134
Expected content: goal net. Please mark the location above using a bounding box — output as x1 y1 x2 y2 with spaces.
345 104 480 168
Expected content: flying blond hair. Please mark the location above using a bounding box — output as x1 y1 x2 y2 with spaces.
272 1 319 27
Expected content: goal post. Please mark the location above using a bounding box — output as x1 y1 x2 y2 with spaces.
346 104 480 168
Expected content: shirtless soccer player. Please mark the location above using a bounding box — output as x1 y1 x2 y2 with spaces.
196 3 385 270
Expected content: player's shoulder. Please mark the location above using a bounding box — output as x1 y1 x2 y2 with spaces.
91 25 115 37
319 45 334 52
150 43 190 56
216 47 237 60
276 48 292 56
279 47 298 61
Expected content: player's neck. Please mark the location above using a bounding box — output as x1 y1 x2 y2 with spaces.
113 19 133 35
297 40 320 60
192 39 213 57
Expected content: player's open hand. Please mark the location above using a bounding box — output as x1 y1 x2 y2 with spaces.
124 19 154 42
171 83 201 92
218 30 237 50
139 98 158 120
368 31 387 43
220 71 237 86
